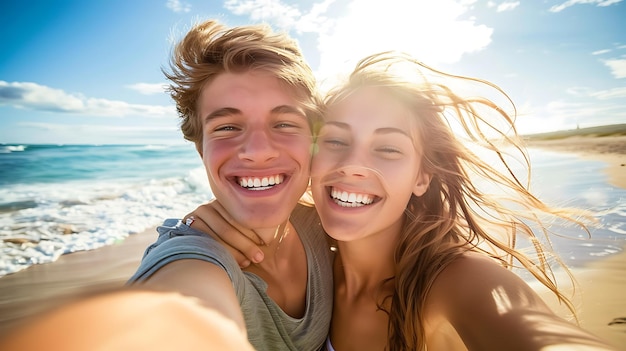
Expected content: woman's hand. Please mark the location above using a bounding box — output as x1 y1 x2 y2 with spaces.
183 200 265 268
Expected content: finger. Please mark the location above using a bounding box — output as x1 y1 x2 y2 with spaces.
210 200 264 245
203 201 266 262
183 212 252 268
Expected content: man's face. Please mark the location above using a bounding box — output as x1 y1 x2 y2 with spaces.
198 70 313 230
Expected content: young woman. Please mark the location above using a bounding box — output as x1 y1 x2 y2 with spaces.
310 51 616 350
187 51 617 350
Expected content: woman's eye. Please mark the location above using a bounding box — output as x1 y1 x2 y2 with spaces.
378 147 401 154
322 139 347 148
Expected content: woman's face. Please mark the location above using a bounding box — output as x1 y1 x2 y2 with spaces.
311 87 430 242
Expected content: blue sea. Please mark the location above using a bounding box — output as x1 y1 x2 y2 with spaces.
0 143 212 276
0 143 624 277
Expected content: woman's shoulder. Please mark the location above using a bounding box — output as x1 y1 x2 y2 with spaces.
433 252 534 295
427 251 549 317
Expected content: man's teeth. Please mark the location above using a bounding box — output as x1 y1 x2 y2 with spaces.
239 175 284 190
331 188 374 207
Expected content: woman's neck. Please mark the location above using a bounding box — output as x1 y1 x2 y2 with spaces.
334 228 400 296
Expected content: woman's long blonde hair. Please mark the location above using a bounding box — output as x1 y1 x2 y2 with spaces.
324 51 591 351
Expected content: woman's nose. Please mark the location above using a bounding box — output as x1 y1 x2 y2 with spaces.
336 150 371 178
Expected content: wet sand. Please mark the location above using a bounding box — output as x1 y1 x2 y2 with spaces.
526 134 626 189
0 228 157 333
526 134 626 348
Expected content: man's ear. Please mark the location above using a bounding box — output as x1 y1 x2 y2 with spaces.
413 172 431 197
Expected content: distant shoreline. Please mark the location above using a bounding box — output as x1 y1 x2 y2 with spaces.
523 125 626 190
523 123 626 141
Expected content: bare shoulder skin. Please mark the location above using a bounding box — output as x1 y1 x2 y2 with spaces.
425 253 617 350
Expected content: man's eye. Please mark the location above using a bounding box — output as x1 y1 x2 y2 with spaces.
275 119 307 130
214 125 238 132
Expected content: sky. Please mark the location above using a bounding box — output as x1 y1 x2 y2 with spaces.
0 0 625 145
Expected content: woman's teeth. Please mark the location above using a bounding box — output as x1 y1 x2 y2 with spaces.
331 187 374 207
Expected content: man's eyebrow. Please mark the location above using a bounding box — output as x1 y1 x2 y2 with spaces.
271 105 307 119
203 107 240 124
203 105 306 124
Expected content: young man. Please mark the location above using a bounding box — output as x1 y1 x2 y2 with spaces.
127 20 333 351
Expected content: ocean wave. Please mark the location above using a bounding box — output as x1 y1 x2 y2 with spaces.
0 145 26 153
0 169 213 277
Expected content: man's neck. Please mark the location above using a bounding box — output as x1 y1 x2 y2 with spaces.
244 220 308 318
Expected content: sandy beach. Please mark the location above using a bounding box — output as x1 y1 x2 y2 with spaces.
0 227 157 333
0 133 624 348
525 133 626 348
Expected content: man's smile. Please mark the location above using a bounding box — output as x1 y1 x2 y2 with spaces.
238 174 285 191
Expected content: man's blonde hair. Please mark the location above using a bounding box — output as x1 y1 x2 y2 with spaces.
164 19 323 149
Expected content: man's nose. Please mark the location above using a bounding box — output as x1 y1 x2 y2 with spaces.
238 129 280 163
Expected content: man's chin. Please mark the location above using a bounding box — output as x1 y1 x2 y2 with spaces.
237 214 291 230
226 204 292 228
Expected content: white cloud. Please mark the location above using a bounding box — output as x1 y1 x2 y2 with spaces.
591 49 611 55
19 122 177 133
224 0 302 29
166 0 191 13
590 87 626 99
565 86 593 96
223 0 492 84
494 1 520 12
549 0 623 13
566 85 626 99
223 0 336 33
0 81 175 117
515 95 626 134
604 59 626 78
547 99 624 125
316 0 491 83
13 122 183 145
126 83 168 95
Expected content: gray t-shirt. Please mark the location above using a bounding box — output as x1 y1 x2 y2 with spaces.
128 203 333 351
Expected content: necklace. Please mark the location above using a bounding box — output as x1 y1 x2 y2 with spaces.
258 219 290 249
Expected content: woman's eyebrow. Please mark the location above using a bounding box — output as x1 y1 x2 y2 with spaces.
323 121 349 129
375 127 411 138
323 122 410 138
